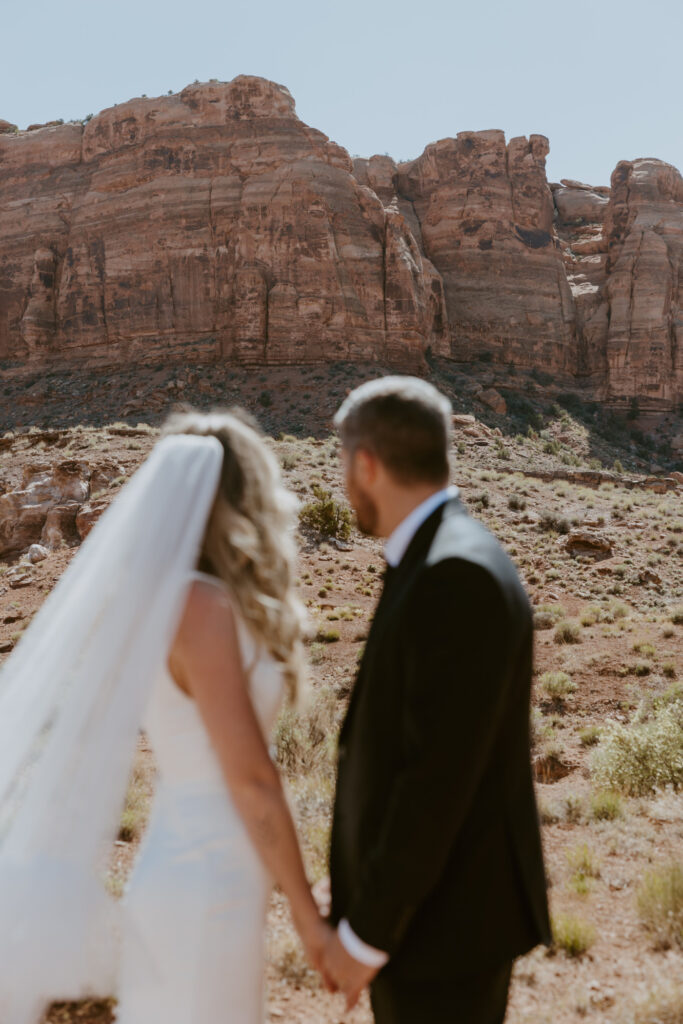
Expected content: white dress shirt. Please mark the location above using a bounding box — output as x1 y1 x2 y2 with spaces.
338 483 459 967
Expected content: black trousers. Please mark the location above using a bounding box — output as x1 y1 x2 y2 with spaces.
370 961 513 1024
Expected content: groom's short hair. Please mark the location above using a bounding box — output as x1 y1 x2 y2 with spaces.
334 376 452 485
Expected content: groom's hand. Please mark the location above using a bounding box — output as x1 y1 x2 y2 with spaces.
323 931 378 1010
312 875 331 918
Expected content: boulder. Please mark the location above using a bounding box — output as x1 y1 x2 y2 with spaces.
477 388 507 415
27 543 48 563
0 460 90 556
565 528 613 559
452 414 477 427
553 183 609 224
75 497 110 539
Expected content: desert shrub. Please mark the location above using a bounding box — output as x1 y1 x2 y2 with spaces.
580 605 601 627
535 603 566 623
299 485 352 540
637 862 683 950
591 698 683 795
315 627 340 644
539 510 571 534
508 494 527 511
540 671 577 703
580 725 602 748
554 620 582 645
533 611 555 631
551 913 596 957
566 842 600 879
633 640 656 657
590 790 624 821
274 685 338 778
563 793 584 824
670 606 683 625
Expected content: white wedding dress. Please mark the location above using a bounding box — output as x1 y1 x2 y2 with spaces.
115 570 285 1024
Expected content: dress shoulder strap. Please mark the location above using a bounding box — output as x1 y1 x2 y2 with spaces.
187 570 259 674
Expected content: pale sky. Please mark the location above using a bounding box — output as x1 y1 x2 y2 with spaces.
2 0 681 187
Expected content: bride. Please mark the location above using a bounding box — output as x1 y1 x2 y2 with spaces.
0 408 332 1023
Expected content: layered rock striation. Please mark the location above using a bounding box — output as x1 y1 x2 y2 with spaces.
1 76 681 410
1 77 448 372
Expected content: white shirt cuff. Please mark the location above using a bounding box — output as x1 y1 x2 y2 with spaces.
338 918 389 968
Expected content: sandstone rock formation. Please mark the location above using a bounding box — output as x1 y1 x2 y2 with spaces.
0 76 681 412
395 132 577 376
0 457 122 556
0 77 447 373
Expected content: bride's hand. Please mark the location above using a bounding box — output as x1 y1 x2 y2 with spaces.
297 912 338 992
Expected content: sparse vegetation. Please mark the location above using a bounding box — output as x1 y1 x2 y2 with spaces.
636 862 683 950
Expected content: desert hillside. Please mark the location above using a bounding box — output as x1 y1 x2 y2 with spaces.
0 362 681 1023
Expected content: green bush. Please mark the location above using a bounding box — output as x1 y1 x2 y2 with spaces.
591 698 683 795
299 485 352 540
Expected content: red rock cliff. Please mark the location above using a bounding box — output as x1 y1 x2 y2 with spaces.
1 76 681 411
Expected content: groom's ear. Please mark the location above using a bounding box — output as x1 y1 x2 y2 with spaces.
353 447 379 487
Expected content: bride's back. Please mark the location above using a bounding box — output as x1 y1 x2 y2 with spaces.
143 570 285 796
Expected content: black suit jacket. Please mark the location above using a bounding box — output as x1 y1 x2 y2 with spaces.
329 496 552 979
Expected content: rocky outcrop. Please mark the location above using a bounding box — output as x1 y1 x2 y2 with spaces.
395 132 577 376
0 77 447 372
554 161 683 408
601 160 683 407
0 458 122 556
1 76 682 412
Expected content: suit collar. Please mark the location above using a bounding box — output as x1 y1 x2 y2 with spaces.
391 492 465 576
384 485 460 568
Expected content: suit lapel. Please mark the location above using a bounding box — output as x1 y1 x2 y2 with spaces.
340 497 465 741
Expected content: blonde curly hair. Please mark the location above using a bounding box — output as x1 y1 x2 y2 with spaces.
162 406 306 702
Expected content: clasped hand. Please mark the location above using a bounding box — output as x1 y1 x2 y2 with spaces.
305 876 379 1010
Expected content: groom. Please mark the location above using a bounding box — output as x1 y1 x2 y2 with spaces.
321 377 551 1023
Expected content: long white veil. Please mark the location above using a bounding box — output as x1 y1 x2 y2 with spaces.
0 432 224 1023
